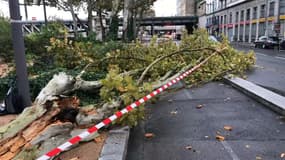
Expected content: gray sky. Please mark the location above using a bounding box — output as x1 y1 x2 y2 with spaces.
0 0 177 20
153 0 177 17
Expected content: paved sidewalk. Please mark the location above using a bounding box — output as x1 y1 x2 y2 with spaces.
126 82 285 160
230 42 254 48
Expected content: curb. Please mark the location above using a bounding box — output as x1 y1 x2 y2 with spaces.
99 126 130 160
224 76 285 116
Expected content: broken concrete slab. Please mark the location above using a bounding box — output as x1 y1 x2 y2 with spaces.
99 126 130 160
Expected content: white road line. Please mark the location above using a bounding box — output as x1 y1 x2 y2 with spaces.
275 56 285 60
183 88 193 99
221 141 241 160
255 52 268 57
177 81 193 99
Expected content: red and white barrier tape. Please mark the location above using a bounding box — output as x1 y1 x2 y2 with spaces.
37 57 210 160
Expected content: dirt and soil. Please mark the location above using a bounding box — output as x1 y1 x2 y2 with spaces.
0 115 107 160
0 60 107 160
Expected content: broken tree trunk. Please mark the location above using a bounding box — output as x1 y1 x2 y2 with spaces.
0 71 135 159
0 47 226 160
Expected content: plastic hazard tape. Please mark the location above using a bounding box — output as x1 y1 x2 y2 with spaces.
37 54 213 160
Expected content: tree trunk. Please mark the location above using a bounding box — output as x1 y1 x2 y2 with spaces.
98 1 105 41
136 8 144 41
109 0 120 28
108 0 121 40
69 4 78 39
132 1 137 40
87 0 94 35
123 0 130 41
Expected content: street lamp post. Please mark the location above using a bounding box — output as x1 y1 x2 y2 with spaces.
265 0 269 36
276 0 281 51
8 0 31 108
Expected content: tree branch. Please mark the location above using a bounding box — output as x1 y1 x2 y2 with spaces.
137 47 224 85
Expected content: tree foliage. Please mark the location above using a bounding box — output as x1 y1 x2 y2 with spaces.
0 29 255 126
0 16 12 61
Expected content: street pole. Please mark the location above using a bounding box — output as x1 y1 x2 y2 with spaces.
277 0 281 51
24 1 28 20
265 0 269 36
8 0 32 108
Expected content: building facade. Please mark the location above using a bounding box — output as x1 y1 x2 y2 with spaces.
204 0 285 42
176 0 196 16
197 0 207 28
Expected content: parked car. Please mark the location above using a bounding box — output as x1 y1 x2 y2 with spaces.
254 36 279 49
208 35 220 43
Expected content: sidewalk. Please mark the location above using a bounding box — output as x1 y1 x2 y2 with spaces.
230 41 254 48
126 82 285 160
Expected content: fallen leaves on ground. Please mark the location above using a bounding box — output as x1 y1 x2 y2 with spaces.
196 104 203 109
185 145 192 150
216 135 225 141
278 116 285 120
223 125 233 131
145 133 155 138
170 110 178 115
94 135 105 143
224 97 231 102
281 153 285 158
168 99 173 103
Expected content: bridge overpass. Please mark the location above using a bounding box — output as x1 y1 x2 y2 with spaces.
20 16 198 35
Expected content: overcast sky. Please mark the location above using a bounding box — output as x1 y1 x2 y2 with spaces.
153 0 177 17
0 0 177 20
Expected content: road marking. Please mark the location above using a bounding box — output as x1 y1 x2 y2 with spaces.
275 56 285 60
253 65 264 69
183 89 193 99
255 53 268 57
221 141 240 160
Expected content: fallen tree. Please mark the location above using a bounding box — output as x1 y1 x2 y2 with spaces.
0 29 255 159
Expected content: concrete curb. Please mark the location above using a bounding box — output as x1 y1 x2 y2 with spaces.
99 126 130 160
224 76 285 116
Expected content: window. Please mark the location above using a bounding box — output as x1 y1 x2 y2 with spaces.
281 1 285 14
229 12 232 23
235 11 239 22
260 4 265 18
246 9 250 20
253 7 257 19
221 16 223 24
241 10 244 21
224 15 227 24
269 2 275 16
215 16 219 25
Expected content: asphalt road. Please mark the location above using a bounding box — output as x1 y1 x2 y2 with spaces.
126 82 285 160
233 46 285 96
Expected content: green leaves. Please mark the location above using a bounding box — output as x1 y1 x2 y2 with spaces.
0 28 256 128
100 66 152 126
